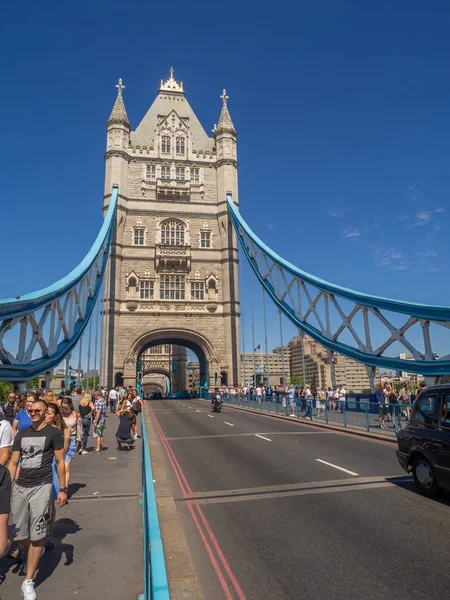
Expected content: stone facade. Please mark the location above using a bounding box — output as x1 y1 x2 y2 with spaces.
100 72 240 388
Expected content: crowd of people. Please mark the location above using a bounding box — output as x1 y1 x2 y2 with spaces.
0 384 143 599
213 381 421 423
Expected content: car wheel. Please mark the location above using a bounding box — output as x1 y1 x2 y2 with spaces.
411 456 440 498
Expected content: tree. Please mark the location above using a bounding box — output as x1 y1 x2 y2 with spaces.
26 376 40 389
290 376 304 388
0 382 12 403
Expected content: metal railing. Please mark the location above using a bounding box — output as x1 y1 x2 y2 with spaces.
213 393 413 436
141 412 170 600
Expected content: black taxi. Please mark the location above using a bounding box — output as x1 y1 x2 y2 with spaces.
397 384 450 497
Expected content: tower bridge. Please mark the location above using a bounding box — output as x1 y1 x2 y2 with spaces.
0 69 449 390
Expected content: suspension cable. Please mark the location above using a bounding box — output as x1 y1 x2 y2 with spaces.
249 269 256 388
93 300 99 391
239 259 247 387
279 310 285 388
262 286 269 386
86 312 93 390
77 334 83 388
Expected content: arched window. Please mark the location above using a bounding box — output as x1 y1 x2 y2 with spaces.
161 136 171 153
176 137 185 154
161 220 185 246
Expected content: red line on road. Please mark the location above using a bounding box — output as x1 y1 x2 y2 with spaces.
150 406 247 600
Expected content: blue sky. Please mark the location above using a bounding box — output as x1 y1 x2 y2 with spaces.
2 1 450 369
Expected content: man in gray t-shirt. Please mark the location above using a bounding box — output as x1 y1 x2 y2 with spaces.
72 387 83 412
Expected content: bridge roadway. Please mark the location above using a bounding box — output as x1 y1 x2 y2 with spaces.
149 397 450 600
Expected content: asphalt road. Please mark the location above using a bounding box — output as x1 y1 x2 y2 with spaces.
149 397 450 600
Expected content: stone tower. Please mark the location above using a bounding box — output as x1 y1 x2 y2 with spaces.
100 70 240 389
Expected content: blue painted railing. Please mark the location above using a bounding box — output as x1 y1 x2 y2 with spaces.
213 393 413 436
141 412 170 600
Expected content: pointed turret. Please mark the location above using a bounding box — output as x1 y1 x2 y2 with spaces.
104 78 131 197
215 89 236 136
107 79 130 128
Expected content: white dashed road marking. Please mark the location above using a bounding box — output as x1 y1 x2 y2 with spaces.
208 415 214 418
255 434 272 442
196 410 201 412
224 422 234 427
316 459 359 476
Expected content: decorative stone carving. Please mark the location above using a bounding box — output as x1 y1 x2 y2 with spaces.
126 301 138 312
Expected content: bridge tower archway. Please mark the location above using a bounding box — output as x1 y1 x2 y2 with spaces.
121 328 216 390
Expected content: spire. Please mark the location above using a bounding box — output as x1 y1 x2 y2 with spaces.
107 78 130 127
159 67 184 94
215 89 236 135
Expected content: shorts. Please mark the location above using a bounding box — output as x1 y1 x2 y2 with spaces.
116 437 134 444
93 424 105 438
289 398 296 407
379 405 387 416
66 438 77 461
11 483 52 541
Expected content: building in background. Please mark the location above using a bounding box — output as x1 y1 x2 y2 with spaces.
141 345 187 392
240 346 290 387
288 334 379 392
186 361 200 390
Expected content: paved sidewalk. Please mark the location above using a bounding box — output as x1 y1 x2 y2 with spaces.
0 411 143 599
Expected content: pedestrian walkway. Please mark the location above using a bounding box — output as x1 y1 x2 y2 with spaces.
0 411 143 599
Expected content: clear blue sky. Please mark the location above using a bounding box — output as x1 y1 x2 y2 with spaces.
2 1 450 368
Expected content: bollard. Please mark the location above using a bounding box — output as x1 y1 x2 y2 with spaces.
325 400 329 424
343 400 347 428
365 403 369 432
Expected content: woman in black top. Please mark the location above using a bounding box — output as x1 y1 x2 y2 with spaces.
78 393 94 455
115 409 136 451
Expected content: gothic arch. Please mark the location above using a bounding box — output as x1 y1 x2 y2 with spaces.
131 328 213 388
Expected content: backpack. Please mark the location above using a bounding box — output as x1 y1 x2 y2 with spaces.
132 398 142 413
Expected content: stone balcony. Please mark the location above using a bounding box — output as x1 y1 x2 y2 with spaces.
155 244 191 272
157 179 190 202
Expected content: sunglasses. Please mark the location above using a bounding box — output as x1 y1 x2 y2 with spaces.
28 409 46 415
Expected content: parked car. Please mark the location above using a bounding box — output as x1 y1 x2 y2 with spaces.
397 384 450 497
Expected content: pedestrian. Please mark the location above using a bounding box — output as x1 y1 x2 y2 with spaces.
0 416 13 465
376 383 388 429
8 399 67 599
385 384 398 428
92 390 107 453
71 387 83 413
44 403 70 550
304 385 313 418
398 384 411 419
2 392 17 425
79 393 94 454
339 385 346 413
60 398 81 490
108 387 119 413
287 385 296 416
0 462 12 557
115 407 136 451
12 394 35 436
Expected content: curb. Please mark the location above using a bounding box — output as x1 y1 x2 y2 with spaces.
198 398 397 444
143 407 204 600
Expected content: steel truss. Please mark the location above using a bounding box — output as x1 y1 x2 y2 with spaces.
228 194 450 377
0 187 118 381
